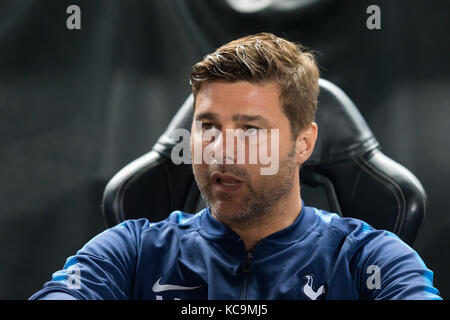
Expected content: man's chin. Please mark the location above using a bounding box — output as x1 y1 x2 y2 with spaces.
208 199 247 222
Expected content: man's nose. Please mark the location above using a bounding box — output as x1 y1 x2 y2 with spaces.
208 128 237 164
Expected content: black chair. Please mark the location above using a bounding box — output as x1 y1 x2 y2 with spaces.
102 79 427 247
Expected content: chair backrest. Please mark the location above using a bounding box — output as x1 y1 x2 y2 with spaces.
102 79 427 246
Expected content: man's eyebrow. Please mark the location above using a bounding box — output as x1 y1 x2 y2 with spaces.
232 114 270 126
194 112 220 122
194 112 270 126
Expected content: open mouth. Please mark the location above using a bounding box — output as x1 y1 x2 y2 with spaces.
211 173 243 190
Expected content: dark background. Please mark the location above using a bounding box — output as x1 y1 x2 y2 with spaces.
0 0 449 299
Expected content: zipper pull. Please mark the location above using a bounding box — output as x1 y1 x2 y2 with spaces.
243 251 253 273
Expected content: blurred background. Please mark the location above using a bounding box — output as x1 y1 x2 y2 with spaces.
0 0 449 299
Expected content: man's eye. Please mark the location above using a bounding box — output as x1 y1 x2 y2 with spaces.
244 126 259 135
202 123 214 131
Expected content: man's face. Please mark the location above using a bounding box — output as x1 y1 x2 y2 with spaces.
191 80 299 225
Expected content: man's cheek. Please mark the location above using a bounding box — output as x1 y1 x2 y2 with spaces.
258 129 280 176
193 164 209 184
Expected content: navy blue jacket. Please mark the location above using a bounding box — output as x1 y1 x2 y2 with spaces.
30 202 442 300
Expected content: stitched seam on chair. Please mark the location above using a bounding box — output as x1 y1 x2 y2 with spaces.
357 157 407 233
353 157 401 230
340 136 377 156
309 137 379 166
115 181 129 223
350 167 363 213
355 157 405 232
353 156 406 234
335 136 379 157
362 159 406 233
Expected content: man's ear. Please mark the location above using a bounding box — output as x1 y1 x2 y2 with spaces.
295 122 318 164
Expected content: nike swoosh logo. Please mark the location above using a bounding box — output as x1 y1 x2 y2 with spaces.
152 278 201 293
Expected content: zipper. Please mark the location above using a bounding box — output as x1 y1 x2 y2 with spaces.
240 251 253 299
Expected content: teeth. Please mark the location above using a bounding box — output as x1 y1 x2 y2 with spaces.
221 181 238 186
217 177 239 186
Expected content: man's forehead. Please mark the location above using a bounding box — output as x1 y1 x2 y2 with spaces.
194 81 281 119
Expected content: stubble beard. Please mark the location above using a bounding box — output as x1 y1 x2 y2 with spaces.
193 143 298 227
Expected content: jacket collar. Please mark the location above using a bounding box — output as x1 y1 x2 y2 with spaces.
198 199 318 248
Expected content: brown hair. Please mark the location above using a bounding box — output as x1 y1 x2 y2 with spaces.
190 32 320 139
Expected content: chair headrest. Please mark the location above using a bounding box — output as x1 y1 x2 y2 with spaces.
152 78 379 166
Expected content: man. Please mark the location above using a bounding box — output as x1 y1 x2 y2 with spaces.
30 33 441 300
